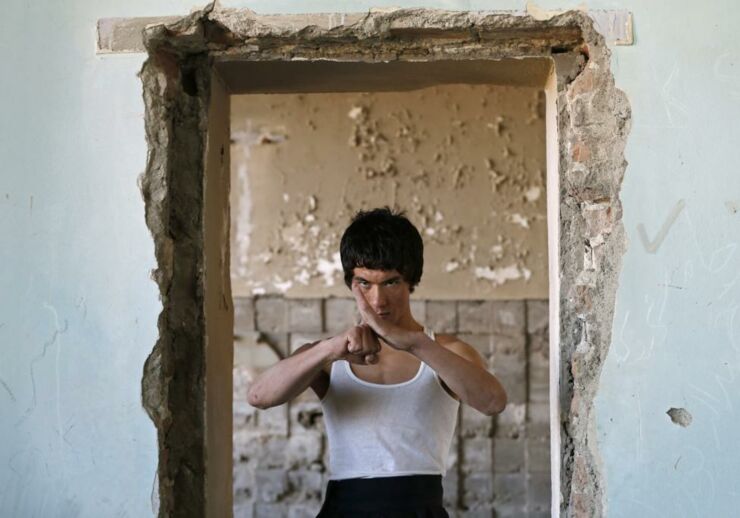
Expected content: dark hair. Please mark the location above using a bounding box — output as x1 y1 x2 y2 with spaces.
340 207 424 292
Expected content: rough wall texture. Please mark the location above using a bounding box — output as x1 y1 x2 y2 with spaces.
230 86 547 300
139 6 629 517
234 296 550 517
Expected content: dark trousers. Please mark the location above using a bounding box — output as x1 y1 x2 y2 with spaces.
316 474 450 518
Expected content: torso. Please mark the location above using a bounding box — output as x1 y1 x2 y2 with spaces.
318 334 459 399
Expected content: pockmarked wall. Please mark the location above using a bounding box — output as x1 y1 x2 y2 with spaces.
3 1 739 517
230 85 547 300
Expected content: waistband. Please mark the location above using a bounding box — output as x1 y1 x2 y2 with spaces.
322 474 444 510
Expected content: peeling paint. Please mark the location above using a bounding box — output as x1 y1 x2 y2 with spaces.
231 83 548 299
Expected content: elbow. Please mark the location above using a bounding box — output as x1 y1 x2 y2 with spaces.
485 390 508 416
247 384 271 410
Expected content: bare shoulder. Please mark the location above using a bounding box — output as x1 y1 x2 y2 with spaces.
434 333 486 368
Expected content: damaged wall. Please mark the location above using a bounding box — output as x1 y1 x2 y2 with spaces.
230 85 547 299
3 2 739 518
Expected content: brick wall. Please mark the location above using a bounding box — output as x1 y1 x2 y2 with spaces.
233 297 550 517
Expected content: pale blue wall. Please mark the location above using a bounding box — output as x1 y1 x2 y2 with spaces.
2 0 738 516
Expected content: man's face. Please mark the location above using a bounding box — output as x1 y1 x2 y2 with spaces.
351 267 412 326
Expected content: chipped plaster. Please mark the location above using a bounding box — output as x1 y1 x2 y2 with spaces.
138 6 630 517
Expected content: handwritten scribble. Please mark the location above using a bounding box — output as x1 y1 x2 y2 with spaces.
637 199 686 253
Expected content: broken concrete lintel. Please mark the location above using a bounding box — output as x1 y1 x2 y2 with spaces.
96 8 632 54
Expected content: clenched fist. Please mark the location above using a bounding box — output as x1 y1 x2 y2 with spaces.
330 324 381 365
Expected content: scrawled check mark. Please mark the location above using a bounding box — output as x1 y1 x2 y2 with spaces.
637 199 685 254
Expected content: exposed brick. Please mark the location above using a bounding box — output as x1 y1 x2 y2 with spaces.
446 433 459 471
462 472 494 508
289 333 325 355
527 435 550 473
528 402 550 429
426 300 457 332
410 299 426 323
288 502 323 518
495 402 526 439
493 437 525 473
254 502 288 518
255 469 289 502
255 296 287 333
286 432 323 468
528 345 549 406
457 301 492 333
258 332 289 359
233 460 256 500
235 337 283 375
490 339 526 405
289 401 325 432
442 471 458 509
324 297 359 333
526 299 549 334
461 404 493 438
287 469 324 500
458 333 493 359
493 473 526 503
491 333 526 358
234 501 254 518
493 473 526 515
528 472 551 512
491 301 525 336
234 434 288 468
460 507 494 518
258 404 289 436
235 296 256 336
462 437 493 472
288 299 323 333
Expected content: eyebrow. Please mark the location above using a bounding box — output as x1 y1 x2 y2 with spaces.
353 275 402 284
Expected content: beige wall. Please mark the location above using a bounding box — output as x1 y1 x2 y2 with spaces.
230 84 547 300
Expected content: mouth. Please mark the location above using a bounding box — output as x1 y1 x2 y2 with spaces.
377 312 391 319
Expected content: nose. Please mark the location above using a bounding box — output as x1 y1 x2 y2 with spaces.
368 285 388 311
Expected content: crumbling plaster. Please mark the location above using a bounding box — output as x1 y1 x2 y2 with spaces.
139 5 629 517
230 84 548 300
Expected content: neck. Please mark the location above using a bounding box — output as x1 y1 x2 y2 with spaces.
396 309 423 332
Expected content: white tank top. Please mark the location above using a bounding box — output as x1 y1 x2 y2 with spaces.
320 327 460 480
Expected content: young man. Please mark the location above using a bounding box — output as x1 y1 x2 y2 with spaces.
247 208 507 517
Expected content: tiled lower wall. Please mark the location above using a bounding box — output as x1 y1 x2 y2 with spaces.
233 297 550 517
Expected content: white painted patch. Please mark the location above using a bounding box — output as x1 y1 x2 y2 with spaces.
511 213 530 228
445 261 460 273
434 210 444 222
252 287 266 295
317 252 343 286
348 106 365 120
474 264 532 285
274 279 293 292
425 227 436 236
282 193 290 202
295 269 311 285
524 186 541 202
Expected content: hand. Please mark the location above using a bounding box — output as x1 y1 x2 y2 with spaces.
330 324 381 365
351 284 420 352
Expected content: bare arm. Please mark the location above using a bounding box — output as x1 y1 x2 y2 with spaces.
246 338 336 409
247 326 381 409
350 283 507 415
410 334 507 415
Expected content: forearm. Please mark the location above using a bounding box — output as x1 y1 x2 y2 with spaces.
409 333 507 415
247 338 337 409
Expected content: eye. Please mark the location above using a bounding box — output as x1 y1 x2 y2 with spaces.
357 279 369 287
385 279 400 286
